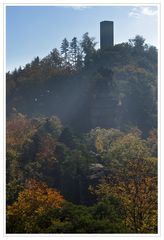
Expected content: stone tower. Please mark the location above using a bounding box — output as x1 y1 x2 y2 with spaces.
100 21 114 50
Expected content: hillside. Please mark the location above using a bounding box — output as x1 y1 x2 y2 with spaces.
6 33 157 136
6 33 158 233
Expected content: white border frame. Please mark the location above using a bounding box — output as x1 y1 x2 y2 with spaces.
1 1 163 239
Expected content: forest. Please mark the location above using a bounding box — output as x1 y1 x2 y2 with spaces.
6 33 158 233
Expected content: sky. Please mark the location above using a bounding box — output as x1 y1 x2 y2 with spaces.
6 5 158 72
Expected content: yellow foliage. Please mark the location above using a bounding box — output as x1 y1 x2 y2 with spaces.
92 132 157 233
6 179 64 221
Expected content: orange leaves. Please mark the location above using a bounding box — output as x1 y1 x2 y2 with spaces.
6 113 38 181
36 134 56 163
6 113 37 151
46 188 64 208
7 179 64 220
6 179 64 233
24 179 64 209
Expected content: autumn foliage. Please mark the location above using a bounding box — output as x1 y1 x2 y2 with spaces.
6 179 64 233
91 133 157 233
6 113 158 233
6 33 157 233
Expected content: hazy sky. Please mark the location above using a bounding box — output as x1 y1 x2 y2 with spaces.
6 5 158 72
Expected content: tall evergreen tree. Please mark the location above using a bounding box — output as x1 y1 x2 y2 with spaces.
70 37 78 67
81 32 97 67
50 48 62 68
61 38 69 66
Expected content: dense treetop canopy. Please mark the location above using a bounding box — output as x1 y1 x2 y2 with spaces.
6 33 157 136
